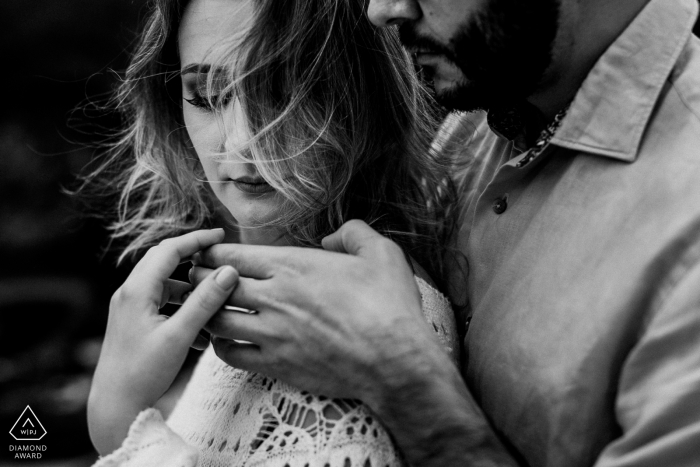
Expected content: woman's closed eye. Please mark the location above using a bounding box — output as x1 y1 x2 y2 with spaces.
183 90 232 111
181 64 233 111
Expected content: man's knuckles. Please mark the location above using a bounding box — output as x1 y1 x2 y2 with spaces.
374 237 405 262
187 286 226 312
200 244 238 268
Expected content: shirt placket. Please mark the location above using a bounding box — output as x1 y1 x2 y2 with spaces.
465 141 561 337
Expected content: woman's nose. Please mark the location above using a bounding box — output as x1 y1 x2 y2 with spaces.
367 0 421 28
220 100 252 156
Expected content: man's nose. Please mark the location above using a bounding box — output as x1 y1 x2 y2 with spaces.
367 0 421 28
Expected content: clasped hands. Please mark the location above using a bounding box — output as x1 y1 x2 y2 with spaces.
188 222 511 466
188 219 442 403
88 219 461 456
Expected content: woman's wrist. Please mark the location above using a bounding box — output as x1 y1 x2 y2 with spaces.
87 383 149 455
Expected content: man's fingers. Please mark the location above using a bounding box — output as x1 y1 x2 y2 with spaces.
211 337 265 373
198 243 285 278
228 277 269 310
166 265 239 335
191 332 210 351
321 220 389 257
203 307 269 344
161 279 193 308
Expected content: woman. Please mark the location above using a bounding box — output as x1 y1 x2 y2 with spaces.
84 0 458 465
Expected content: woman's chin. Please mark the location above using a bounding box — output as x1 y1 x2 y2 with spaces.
238 225 290 246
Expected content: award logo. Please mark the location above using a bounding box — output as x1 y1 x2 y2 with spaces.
8 406 48 460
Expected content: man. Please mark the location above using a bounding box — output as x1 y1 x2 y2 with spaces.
194 0 700 465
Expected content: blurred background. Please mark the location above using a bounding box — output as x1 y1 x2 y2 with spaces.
0 1 185 465
0 2 699 466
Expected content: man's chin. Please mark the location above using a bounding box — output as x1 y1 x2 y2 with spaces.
422 62 510 112
433 80 490 112
431 75 461 96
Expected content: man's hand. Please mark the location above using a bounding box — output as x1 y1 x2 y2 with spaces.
191 220 439 402
190 220 518 466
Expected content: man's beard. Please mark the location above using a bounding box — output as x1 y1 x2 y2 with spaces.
399 0 560 112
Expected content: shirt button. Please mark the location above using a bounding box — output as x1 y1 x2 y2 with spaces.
492 197 508 214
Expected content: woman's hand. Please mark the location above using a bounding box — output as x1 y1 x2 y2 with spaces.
189 221 435 400
88 229 239 455
188 221 515 467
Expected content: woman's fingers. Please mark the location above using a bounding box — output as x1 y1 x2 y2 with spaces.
188 265 216 286
132 229 225 285
160 279 193 308
190 266 266 311
119 229 225 310
165 265 239 337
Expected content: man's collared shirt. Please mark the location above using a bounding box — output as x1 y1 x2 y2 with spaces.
444 0 700 465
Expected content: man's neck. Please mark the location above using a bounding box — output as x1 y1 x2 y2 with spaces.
527 0 653 120
487 101 548 150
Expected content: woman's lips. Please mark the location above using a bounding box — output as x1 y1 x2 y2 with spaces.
228 177 275 195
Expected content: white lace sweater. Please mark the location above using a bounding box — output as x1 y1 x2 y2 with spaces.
93 277 457 467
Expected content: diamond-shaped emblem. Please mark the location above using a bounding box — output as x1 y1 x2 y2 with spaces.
9 406 47 441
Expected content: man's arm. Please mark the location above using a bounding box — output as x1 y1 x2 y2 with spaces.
192 220 519 466
362 337 518 466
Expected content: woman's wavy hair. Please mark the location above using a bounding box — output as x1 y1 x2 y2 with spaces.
79 0 457 287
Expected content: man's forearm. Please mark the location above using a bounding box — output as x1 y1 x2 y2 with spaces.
368 339 520 467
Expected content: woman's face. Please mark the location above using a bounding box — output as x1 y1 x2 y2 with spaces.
179 0 287 245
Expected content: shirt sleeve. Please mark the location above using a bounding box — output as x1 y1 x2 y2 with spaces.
593 258 700 466
91 408 198 467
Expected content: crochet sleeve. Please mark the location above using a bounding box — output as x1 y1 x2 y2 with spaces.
91 408 198 467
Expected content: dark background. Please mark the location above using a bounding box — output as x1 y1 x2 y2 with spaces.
0 2 699 466
0 1 146 465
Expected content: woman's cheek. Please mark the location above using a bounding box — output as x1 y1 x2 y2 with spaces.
183 109 222 155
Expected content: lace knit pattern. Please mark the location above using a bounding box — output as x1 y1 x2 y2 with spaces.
162 277 456 467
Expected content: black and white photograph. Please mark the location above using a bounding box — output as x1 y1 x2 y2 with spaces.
2 0 700 466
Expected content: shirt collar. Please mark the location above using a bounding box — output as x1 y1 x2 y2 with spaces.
550 0 699 162
487 101 548 152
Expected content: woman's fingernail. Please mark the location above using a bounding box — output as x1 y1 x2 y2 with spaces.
215 266 238 289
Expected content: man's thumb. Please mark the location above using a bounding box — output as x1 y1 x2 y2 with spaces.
321 219 383 256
